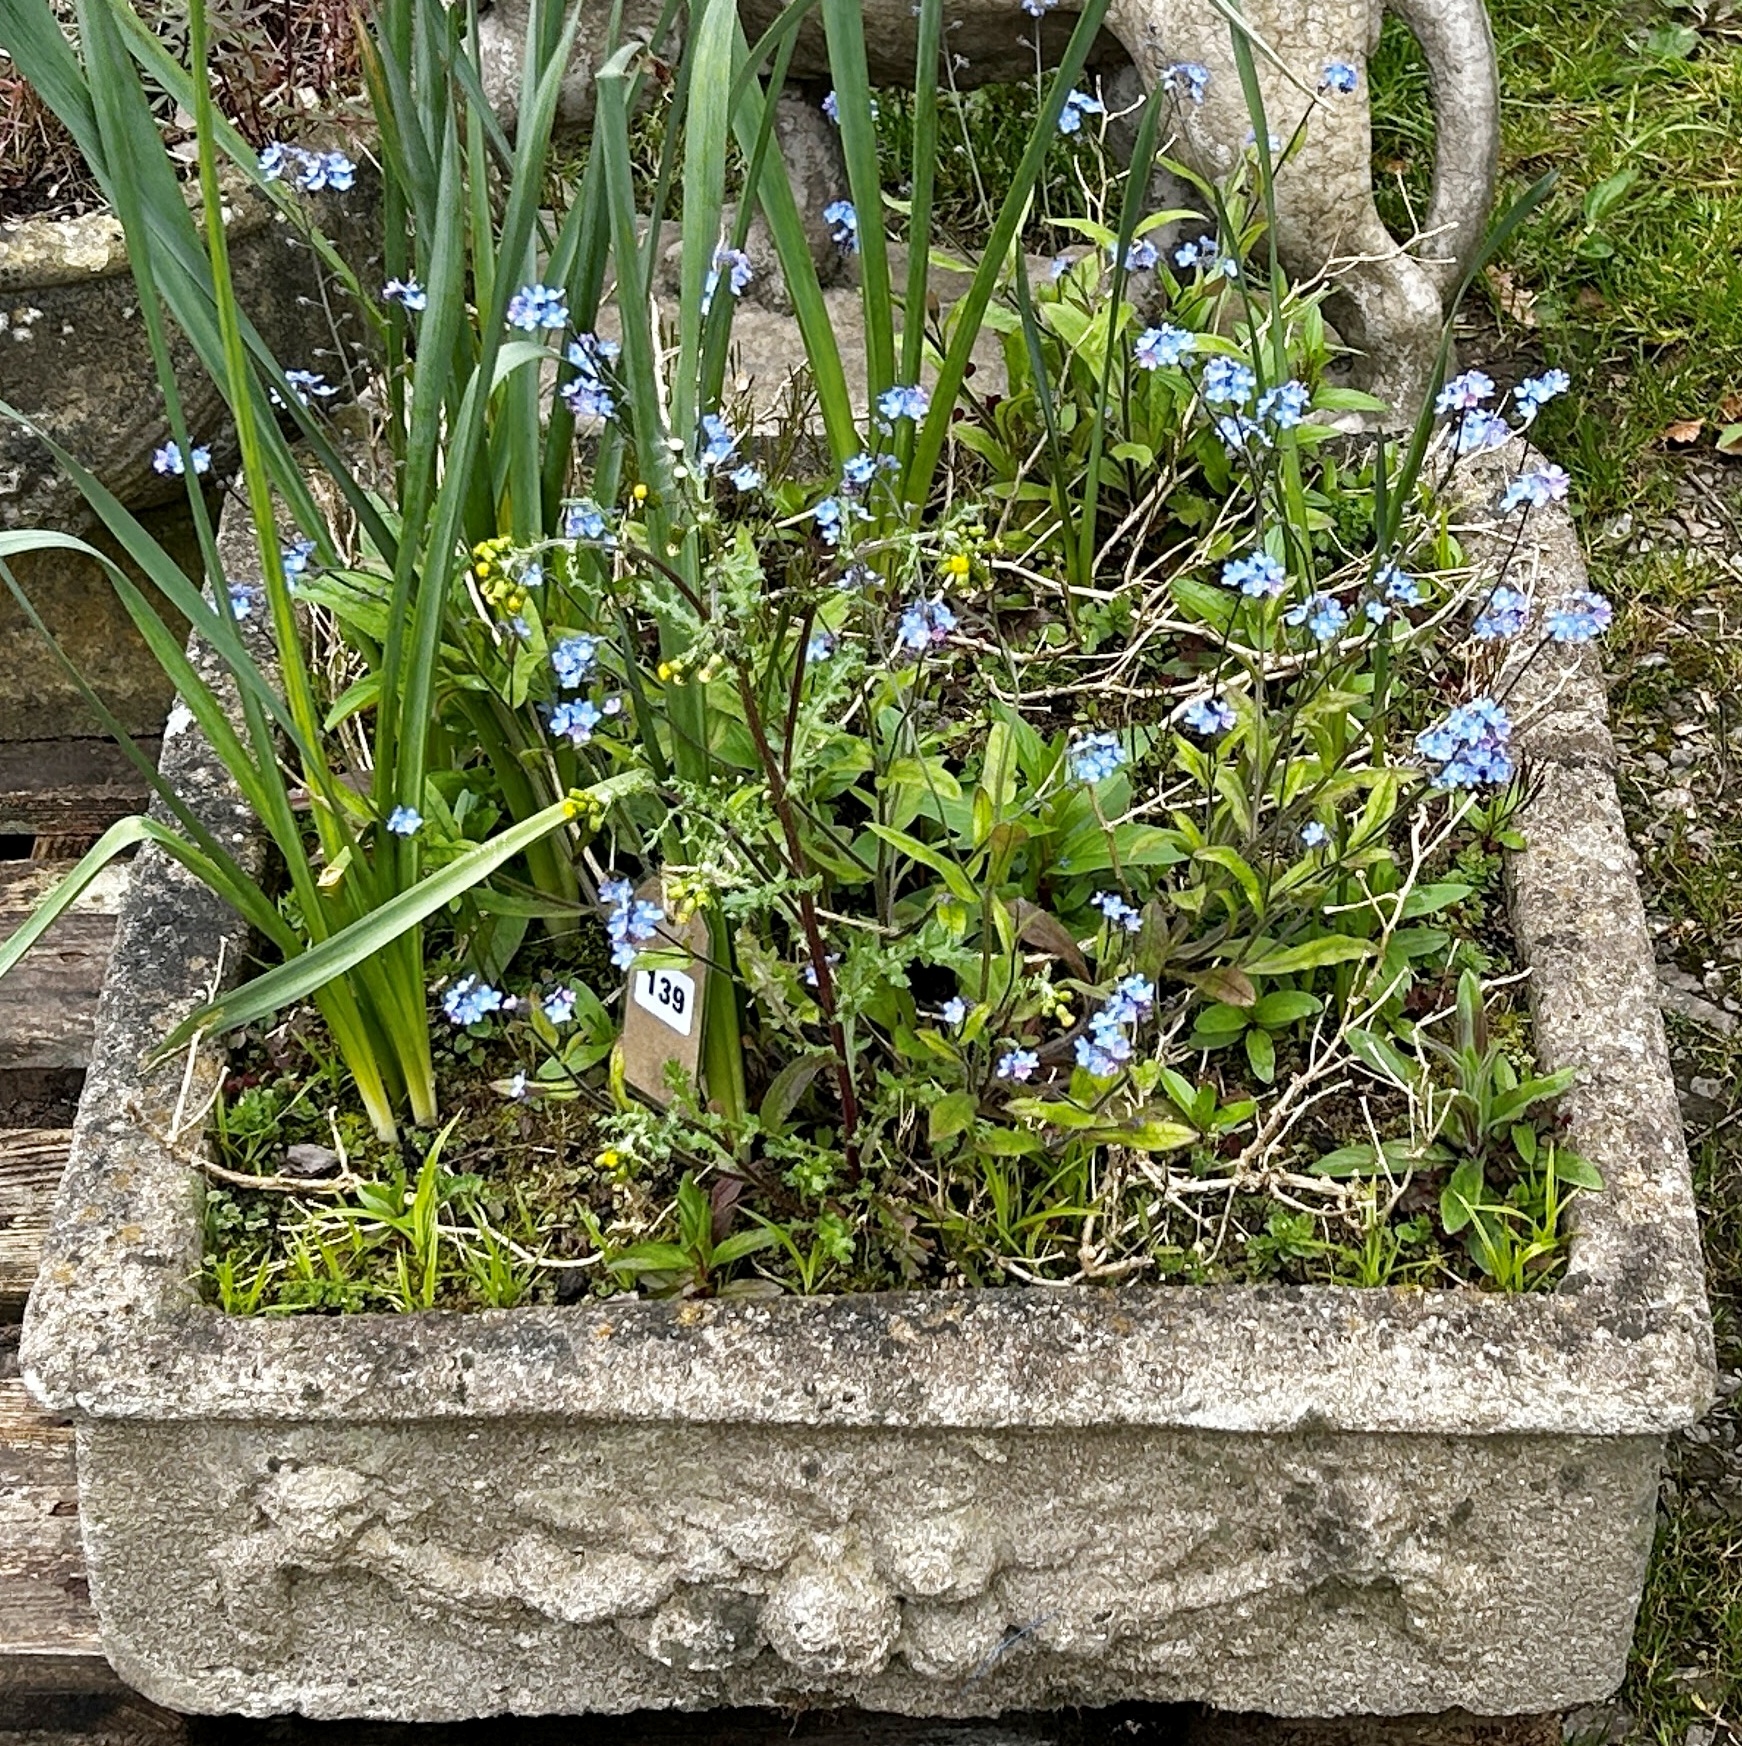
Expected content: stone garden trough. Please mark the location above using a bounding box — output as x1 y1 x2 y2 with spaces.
18 459 1716 1721
0 170 378 535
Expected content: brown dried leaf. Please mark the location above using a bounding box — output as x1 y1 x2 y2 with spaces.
1719 390 1742 423
1664 418 1706 445
1576 286 1608 312
1192 965 1258 1009
1010 900 1092 982
1484 264 1539 329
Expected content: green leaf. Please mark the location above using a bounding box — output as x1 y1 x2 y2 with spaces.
1400 881 1473 920
1243 935 1375 977
929 1090 980 1144
161 778 650 1051
974 1126 1045 1157
1118 1119 1197 1153
712 1227 780 1267
1005 1096 1104 1131
1244 1025 1276 1084
1251 990 1321 1027
610 1242 697 1275
1549 1148 1604 1192
1193 1002 1251 1036
1345 1025 1421 1087
1491 1067 1579 1124
866 824 979 905
1440 1157 1486 1234
759 1051 836 1133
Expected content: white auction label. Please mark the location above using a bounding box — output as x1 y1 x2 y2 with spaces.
632 965 697 1037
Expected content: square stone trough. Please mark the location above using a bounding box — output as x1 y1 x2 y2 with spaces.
19 465 1715 1721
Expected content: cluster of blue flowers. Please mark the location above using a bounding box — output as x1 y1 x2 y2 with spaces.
1092 890 1142 932
550 634 600 688
382 277 426 311
813 494 871 545
1058 88 1105 134
1174 234 1236 279
1545 589 1612 643
1068 731 1127 783
1377 562 1424 606
896 596 957 653
877 384 929 423
442 973 505 1026
151 440 211 477
1134 324 1195 370
824 200 858 251
1111 237 1161 273
1434 367 1571 455
272 369 337 409
1435 370 1492 414
820 90 879 123
703 245 754 312
564 500 613 544
1320 60 1359 92
1182 694 1237 736
1202 357 1257 405
1473 584 1530 641
259 142 355 192
1284 592 1350 642
601 879 665 969
386 805 422 837
549 697 608 745
1514 369 1570 424
560 333 621 421
698 413 738 472
1415 697 1513 790
506 282 569 331
440 973 580 1029
1161 61 1211 103
1499 465 1571 513
1256 381 1309 428
1075 974 1156 1077
282 536 317 584
226 581 258 621
841 449 899 492
996 1047 1039 1082
1221 548 1287 598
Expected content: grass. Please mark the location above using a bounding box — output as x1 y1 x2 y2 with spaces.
1424 0 1742 1736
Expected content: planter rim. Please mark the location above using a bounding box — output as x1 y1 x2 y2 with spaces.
20 442 1717 1440
0 173 287 293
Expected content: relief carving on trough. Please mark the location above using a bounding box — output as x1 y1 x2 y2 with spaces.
208 1439 1455 1683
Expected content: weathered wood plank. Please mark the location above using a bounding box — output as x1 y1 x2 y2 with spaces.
0 1130 70 1310
0 1354 109 1690
0 864 127 1073
0 741 154 846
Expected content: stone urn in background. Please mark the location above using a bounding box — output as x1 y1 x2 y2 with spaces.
0 167 380 739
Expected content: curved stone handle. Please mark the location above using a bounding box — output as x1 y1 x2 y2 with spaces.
1384 0 1501 300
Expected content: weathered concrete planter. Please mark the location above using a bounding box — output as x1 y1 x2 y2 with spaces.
19 466 1715 1721
0 170 379 534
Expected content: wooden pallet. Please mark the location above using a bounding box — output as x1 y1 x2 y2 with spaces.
0 741 146 1715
